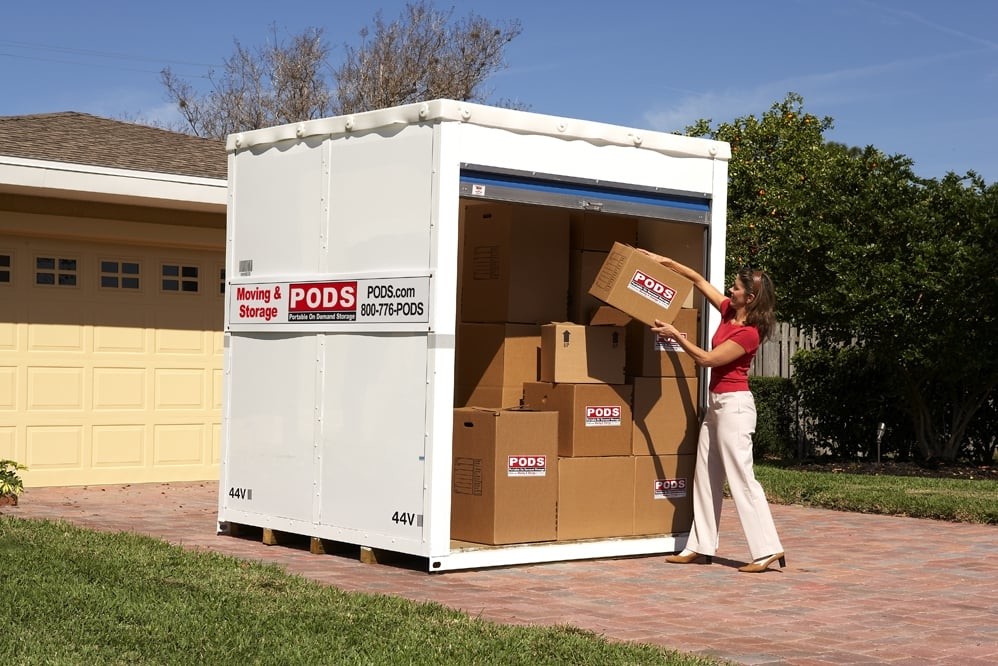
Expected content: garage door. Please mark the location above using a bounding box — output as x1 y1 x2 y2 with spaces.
0 234 225 487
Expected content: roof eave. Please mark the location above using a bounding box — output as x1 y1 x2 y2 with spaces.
0 155 227 213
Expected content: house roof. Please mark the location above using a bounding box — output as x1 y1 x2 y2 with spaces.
0 112 226 180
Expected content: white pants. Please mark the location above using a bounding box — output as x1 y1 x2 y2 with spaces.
685 391 784 560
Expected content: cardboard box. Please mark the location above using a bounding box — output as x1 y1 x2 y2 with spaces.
570 212 638 251
588 242 694 326
455 323 540 408
637 219 705 284
523 382 632 457
631 376 699 455
632 455 695 536
540 321 626 385
461 202 569 324
557 456 634 540
451 407 559 545
568 250 610 324
626 308 699 378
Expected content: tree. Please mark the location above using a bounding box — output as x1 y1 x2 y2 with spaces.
688 93 998 462
162 26 332 139
685 93 834 291
161 2 522 139
333 2 522 115
867 173 998 461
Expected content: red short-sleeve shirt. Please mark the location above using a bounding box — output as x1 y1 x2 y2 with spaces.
709 298 760 393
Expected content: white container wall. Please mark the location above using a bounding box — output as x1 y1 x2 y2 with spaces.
219 100 730 571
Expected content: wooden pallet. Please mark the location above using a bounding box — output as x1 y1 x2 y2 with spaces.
221 521 419 567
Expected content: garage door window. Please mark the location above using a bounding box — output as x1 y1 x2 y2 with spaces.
36 256 77 287
101 260 141 289
0 253 10 284
162 263 199 293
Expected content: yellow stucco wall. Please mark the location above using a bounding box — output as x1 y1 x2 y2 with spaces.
0 202 225 487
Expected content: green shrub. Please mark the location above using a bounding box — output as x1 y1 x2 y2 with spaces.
791 347 912 460
0 460 27 501
750 376 797 459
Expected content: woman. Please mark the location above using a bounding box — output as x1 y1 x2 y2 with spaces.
639 250 785 573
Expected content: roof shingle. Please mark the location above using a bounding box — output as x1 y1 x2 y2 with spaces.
0 112 226 180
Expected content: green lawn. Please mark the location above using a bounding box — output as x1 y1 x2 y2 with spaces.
0 517 718 666
755 463 998 523
4 467 995 664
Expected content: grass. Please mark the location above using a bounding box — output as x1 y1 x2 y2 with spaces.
0 517 718 666
756 463 998 524
4 468 995 664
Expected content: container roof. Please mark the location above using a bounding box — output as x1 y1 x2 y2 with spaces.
226 99 731 161
0 112 226 180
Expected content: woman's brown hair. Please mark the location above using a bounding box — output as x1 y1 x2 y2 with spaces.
738 267 776 342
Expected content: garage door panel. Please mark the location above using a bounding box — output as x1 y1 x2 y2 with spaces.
155 328 207 355
0 366 15 409
212 368 224 410
27 367 84 410
93 309 150 353
92 425 145 466
27 320 86 352
154 424 204 465
94 327 147 353
93 367 146 410
0 321 16 349
154 368 205 410
152 304 210 331
0 427 14 458
26 425 84 468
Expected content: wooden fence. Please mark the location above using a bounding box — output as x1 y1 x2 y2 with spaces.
750 322 817 379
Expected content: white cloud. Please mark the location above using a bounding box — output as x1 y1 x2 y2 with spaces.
862 0 998 50
642 46 986 133
138 102 185 128
643 88 783 133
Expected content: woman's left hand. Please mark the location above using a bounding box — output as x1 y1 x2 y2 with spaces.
636 248 667 264
651 319 679 339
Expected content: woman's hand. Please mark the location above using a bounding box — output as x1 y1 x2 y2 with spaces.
652 318 745 369
651 319 680 340
639 249 725 311
636 248 670 267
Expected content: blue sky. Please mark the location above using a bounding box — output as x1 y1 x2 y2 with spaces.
2 0 995 182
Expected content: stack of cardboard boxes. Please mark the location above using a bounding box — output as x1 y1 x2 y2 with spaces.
452 203 700 546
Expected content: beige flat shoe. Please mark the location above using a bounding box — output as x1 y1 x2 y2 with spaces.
665 550 713 564
738 552 786 573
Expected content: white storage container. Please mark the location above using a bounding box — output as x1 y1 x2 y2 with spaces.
218 99 730 571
